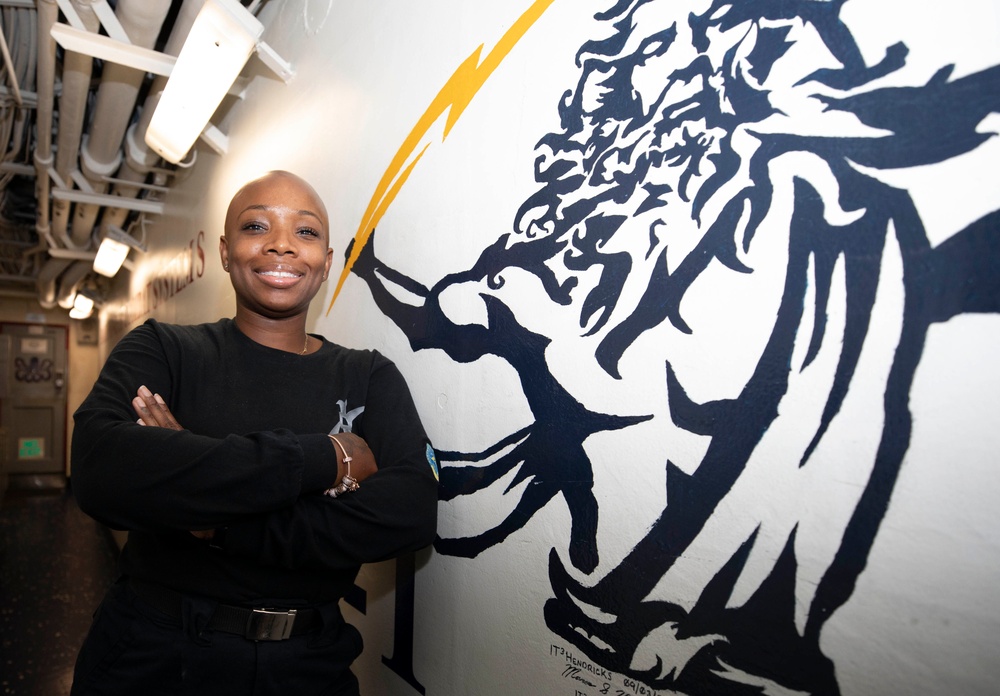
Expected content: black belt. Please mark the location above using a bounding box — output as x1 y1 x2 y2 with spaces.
129 579 323 641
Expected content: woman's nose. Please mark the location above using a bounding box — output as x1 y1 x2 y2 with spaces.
268 227 297 254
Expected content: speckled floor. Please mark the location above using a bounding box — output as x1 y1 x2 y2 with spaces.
0 487 118 696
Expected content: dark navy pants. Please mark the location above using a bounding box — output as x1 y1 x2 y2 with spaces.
70 579 362 696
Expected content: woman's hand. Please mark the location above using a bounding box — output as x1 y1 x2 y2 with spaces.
132 385 183 431
132 387 211 539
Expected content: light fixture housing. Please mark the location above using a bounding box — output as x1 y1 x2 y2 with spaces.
92 237 130 278
69 292 95 319
144 0 264 164
92 226 145 278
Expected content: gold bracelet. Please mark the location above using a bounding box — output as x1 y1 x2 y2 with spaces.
324 434 360 498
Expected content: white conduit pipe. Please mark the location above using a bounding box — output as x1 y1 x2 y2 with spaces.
96 129 155 233
71 0 173 246
19 9 37 92
35 257 73 308
34 0 56 232
77 0 174 187
54 255 93 309
82 0 173 175
33 0 60 305
13 8 36 94
100 0 206 233
46 0 100 308
58 0 174 307
50 0 100 247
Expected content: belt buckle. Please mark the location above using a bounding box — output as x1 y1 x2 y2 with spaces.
245 608 297 641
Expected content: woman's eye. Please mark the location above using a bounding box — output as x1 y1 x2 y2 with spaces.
242 221 266 231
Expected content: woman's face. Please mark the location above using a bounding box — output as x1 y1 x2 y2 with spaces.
219 172 333 321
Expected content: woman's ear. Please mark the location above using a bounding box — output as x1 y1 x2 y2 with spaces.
323 247 333 281
219 235 229 271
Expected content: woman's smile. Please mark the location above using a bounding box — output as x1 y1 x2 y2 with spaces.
255 264 306 288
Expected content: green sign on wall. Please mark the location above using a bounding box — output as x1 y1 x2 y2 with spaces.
18 438 44 459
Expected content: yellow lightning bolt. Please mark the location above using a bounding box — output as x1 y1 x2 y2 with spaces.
327 0 557 311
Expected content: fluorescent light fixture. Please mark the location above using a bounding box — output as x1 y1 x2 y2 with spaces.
70 292 95 319
145 0 264 164
93 237 130 277
93 226 144 278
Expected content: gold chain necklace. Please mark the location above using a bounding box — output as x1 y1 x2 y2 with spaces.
300 334 309 355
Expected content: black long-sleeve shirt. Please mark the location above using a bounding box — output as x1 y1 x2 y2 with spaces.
72 318 438 605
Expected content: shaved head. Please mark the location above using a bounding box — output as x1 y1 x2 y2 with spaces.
224 170 329 242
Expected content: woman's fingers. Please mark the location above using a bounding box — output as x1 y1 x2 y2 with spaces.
132 385 183 431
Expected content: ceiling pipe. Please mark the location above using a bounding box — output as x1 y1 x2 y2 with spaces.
18 9 37 90
50 0 99 248
54 0 172 311
70 0 172 246
31 0 64 307
35 256 73 308
54 254 93 308
33 0 56 235
100 0 207 234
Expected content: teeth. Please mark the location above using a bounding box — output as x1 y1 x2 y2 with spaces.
260 271 299 278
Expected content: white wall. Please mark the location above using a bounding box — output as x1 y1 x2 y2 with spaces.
99 1 1000 694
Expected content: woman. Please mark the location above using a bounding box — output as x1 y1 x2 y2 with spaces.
70 170 438 695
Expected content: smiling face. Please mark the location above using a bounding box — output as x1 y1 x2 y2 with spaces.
219 171 333 322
